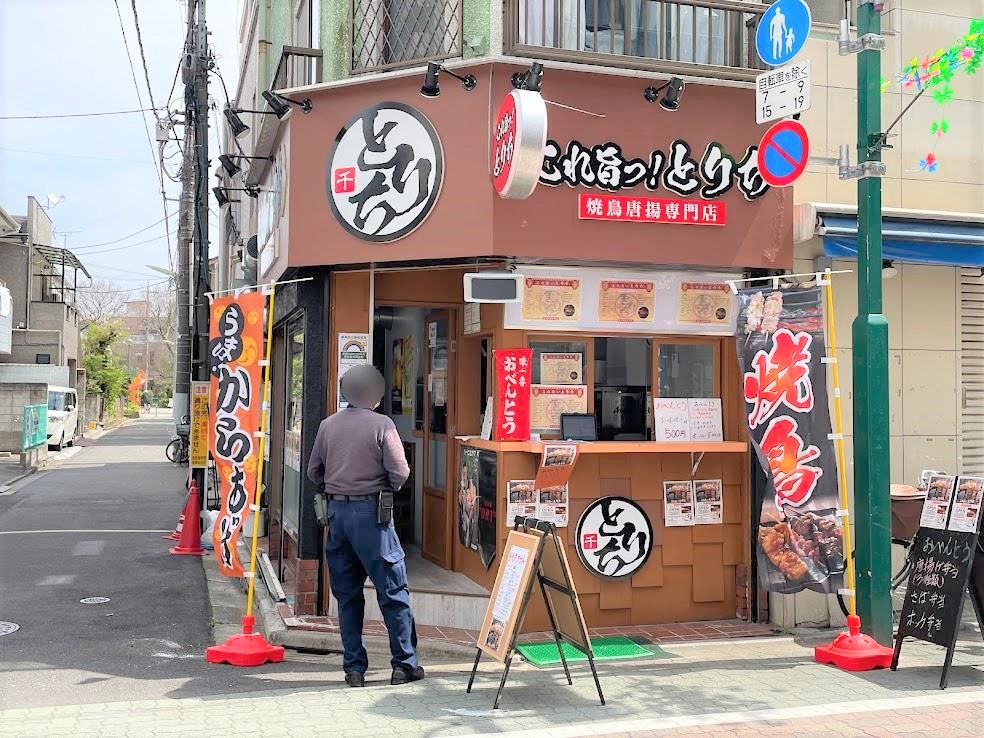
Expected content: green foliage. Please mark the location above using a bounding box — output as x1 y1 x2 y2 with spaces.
82 320 130 400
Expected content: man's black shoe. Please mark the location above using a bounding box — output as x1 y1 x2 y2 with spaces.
390 665 425 685
345 671 366 688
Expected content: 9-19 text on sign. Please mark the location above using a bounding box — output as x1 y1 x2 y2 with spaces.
756 61 811 125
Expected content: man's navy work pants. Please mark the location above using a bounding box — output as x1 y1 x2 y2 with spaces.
325 497 418 674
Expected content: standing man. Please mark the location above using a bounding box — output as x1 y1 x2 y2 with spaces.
307 364 423 688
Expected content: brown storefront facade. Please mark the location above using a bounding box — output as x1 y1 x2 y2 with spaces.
255 61 792 630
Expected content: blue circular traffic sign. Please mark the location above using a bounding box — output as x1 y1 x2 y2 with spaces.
757 120 810 188
756 0 811 67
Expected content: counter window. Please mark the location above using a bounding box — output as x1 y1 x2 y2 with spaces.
594 337 652 441
657 343 716 398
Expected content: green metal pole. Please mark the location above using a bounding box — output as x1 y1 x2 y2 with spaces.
852 2 892 644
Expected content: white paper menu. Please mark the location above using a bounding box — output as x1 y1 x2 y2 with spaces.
920 474 956 530
664 480 695 526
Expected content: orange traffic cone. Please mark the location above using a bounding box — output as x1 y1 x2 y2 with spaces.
162 512 184 541
170 480 205 556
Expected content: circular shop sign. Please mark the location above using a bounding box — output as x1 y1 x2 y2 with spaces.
491 89 548 200
326 101 444 243
576 496 653 580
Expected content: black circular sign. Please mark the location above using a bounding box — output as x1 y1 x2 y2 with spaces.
326 101 444 243
575 496 653 580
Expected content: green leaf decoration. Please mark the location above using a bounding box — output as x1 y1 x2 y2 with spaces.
932 85 955 104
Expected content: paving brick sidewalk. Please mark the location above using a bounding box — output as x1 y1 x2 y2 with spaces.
2 634 984 737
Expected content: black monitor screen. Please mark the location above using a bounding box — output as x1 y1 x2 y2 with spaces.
560 413 597 442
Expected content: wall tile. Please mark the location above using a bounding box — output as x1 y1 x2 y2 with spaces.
902 349 957 435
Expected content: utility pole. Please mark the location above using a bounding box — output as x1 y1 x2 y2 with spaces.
190 0 210 498
851 1 892 644
174 0 196 426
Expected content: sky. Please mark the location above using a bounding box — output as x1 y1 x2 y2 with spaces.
0 0 240 294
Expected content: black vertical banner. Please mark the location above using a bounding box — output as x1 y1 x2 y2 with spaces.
478 450 498 570
736 286 845 594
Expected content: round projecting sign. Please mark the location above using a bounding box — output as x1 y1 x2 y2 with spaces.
576 497 653 580
492 90 548 200
326 102 444 243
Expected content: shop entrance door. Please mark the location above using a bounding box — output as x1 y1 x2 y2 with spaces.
421 310 455 568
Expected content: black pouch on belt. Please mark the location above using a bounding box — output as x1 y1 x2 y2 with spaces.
377 491 394 525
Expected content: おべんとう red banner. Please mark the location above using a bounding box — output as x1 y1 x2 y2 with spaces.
494 348 533 442
208 291 265 577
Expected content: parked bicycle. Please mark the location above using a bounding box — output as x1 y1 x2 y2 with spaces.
836 471 938 624
166 416 190 465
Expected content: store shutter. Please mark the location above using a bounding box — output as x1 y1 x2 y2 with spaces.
960 268 984 475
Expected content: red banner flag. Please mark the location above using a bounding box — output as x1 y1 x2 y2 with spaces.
208 291 265 577
494 348 533 442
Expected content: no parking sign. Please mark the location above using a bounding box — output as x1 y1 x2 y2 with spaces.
756 120 810 188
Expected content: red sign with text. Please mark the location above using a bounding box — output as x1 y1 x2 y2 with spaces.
494 348 533 442
578 193 726 226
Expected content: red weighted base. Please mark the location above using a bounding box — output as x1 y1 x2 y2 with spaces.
206 616 285 667
814 614 894 671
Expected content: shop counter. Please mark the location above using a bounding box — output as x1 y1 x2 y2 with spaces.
457 438 747 454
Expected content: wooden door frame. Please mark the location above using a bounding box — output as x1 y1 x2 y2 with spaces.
421 308 457 567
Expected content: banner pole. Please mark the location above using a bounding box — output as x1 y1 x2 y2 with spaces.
245 287 276 620
205 287 285 667
823 268 857 617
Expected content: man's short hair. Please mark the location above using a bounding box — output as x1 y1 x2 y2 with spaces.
340 364 385 409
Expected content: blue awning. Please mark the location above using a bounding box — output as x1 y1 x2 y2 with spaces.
821 215 984 267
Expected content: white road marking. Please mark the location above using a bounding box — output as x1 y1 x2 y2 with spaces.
37 575 77 586
462 688 984 738
0 529 170 535
72 540 106 555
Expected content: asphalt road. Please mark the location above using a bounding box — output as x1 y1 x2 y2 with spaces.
0 414 336 710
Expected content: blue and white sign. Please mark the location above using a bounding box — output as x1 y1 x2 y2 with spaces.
755 0 811 67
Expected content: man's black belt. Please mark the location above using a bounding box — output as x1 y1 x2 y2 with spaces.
326 493 375 502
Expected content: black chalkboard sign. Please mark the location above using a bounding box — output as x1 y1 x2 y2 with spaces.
892 521 984 687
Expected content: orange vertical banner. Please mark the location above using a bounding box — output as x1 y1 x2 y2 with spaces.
208 291 265 577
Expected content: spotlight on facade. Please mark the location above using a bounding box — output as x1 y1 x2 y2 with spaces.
223 105 250 138
262 90 313 119
213 187 231 208
882 259 898 279
218 154 241 178
644 77 685 111
511 62 544 92
420 62 477 97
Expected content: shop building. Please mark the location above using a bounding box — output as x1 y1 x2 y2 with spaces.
219 0 798 628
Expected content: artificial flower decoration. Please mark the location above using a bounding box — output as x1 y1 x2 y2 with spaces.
930 119 950 138
919 152 939 173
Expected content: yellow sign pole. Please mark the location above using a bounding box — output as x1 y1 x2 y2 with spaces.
823 268 856 616
245 287 276 620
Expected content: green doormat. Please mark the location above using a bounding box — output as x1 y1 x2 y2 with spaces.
516 636 668 667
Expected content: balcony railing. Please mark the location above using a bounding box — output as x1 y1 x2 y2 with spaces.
351 0 462 74
273 45 324 90
505 0 767 82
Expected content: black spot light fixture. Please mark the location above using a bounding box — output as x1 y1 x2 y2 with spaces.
217 153 273 178
262 89 313 119
213 185 259 208
420 62 478 97
643 77 686 111
511 62 544 92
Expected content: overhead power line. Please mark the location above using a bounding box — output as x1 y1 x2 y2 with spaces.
130 0 159 113
68 213 177 250
0 146 156 165
75 230 178 256
0 108 163 120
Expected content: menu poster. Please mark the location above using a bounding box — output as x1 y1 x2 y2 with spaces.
534 443 578 491
477 530 541 662
920 474 956 530
694 479 723 525
521 277 581 322
540 353 582 384
688 398 723 442
948 477 984 534
678 281 733 325
664 480 695 527
598 280 655 323
531 384 588 432
537 484 569 528
507 480 538 525
652 398 690 442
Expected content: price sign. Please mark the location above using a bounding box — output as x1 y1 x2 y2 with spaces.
756 60 811 124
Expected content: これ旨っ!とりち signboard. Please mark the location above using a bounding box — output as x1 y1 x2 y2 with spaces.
492 90 548 200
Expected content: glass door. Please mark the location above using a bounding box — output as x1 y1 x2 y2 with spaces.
421 310 455 567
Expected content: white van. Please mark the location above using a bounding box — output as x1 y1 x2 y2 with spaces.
47 386 79 450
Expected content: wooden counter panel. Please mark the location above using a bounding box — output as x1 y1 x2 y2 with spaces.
692 524 725 544
460 439 748 454
723 524 744 566
692 543 726 603
631 548 664 588
723 484 743 525
600 579 633 611
661 526 695 566
599 477 631 498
